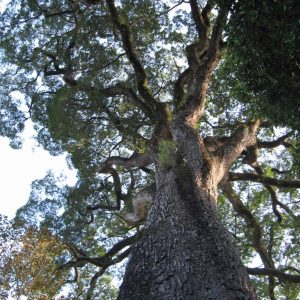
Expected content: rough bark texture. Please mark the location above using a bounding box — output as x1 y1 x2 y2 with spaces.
118 168 255 299
118 124 257 300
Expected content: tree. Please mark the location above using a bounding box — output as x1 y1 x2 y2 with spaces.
0 0 299 299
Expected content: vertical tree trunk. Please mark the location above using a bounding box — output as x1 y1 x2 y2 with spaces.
118 159 257 299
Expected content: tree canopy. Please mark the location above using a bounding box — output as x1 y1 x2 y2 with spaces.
0 0 300 299
224 0 300 128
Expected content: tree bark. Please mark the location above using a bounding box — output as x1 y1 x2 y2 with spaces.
117 131 257 299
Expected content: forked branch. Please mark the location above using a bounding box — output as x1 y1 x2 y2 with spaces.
221 120 261 172
189 0 210 39
61 232 142 271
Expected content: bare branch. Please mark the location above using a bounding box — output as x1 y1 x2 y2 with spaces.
258 131 294 149
90 153 153 213
189 0 209 39
207 3 230 58
174 68 192 108
247 268 300 283
105 230 143 258
221 180 278 298
87 167 122 212
241 146 296 222
265 185 283 223
229 172 300 189
111 246 132 263
201 1 214 27
60 232 141 272
97 152 153 173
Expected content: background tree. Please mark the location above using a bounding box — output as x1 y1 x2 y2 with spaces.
0 0 299 299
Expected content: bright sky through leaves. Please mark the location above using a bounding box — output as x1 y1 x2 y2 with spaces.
0 1 77 219
0 121 77 218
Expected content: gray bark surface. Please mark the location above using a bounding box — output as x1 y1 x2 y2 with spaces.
118 147 256 299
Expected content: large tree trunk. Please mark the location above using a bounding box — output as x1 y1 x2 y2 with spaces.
118 124 257 299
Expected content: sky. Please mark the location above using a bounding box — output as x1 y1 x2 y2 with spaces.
0 121 77 219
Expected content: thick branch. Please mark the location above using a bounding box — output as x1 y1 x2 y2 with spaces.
106 230 143 258
61 232 141 271
189 0 209 39
174 68 192 108
221 180 278 298
221 120 261 171
229 172 300 189
247 268 300 283
91 153 153 213
241 146 295 222
201 1 214 27
257 131 294 149
207 3 230 58
97 152 153 173
87 167 122 212
174 4 230 126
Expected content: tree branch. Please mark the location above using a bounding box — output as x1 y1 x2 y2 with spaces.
61 232 141 272
257 131 294 149
105 230 143 258
87 167 122 212
207 2 230 58
91 153 153 213
97 152 153 173
174 68 192 108
201 1 214 27
105 0 159 113
86 269 105 300
173 3 230 126
189 0 209 39
229 172 300 189
221 120 261 171
247 267 300 283
221 180 275 268
99 82 154 119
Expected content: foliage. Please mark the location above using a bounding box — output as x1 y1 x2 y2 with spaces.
3 228 66 299
0 215 120 299
223 0 300 129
